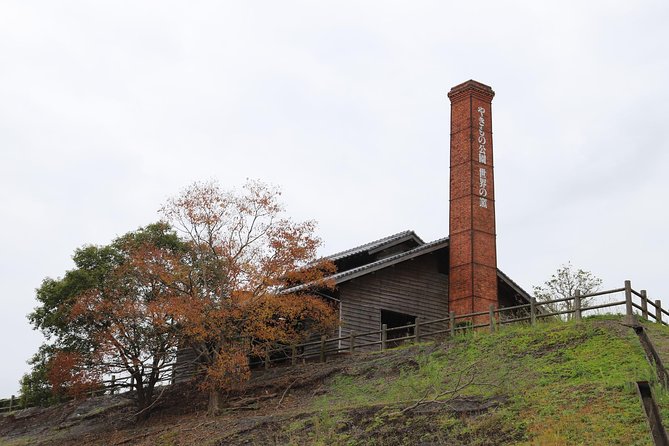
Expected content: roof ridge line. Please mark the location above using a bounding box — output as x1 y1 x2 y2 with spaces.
328 237 450 281
325 230 421 261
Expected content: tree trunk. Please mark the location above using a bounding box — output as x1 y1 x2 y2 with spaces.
135 398 152 421
207 389 223 416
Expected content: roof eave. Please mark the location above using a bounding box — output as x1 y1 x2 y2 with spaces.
496 268 532 303
326 230 422 262
334 238 449 284
367 233 424 255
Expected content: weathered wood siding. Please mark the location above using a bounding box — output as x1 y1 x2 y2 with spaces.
173 347 200 383
338 253 449 350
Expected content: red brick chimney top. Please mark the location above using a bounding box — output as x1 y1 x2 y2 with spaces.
447 80 495 102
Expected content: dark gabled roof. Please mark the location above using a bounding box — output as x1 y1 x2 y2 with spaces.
285 231 533 305
282 237 447 294
330 237 532 304
325 230 424 262
330 237 449 283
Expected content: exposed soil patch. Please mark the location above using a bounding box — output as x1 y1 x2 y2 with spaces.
0 394 135 445
1 346 435 445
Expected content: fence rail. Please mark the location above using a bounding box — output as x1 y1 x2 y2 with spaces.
2 280 664 413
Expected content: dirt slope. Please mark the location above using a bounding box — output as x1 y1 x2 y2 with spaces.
1 317 665 445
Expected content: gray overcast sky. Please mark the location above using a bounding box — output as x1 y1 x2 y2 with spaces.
1 1 668 396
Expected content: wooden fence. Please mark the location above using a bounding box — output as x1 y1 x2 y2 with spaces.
245 280 666 369
2 280 666 413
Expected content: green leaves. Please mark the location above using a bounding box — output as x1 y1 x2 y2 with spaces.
25 222 189 410
533 262 603 319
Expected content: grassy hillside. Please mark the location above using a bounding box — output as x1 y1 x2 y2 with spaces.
2 316 667 445
272 318 661 446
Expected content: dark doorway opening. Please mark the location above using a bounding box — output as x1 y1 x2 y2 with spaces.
381 309 416 348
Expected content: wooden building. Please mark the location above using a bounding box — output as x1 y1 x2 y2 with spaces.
304 230 531 349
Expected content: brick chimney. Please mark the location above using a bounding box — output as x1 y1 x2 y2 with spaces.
448 80 498 319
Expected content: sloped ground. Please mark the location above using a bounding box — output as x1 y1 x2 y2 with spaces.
1 317 666 445
637 319 669 427
641 319 669 371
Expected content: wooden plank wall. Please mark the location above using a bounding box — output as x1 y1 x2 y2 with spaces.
338 252 449 350
173 348 199 383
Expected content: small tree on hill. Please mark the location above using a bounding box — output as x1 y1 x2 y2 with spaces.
533 262 603 320
28 223 187 417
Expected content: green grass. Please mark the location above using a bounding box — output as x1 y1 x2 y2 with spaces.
286 317 658 445
634 319 669 430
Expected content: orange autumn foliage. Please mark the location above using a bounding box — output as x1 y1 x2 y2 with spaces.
53 227 186 414
160 180 337 410
47 351 101 399
44 180 336 416
202 347 251 392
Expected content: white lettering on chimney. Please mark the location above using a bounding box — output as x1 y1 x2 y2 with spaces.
477 106 488 208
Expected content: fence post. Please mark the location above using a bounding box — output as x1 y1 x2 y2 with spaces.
291 345 297 366
656 300 663 325
489 304 495 333
450 312 455 337
110 375 116 395
349 331 355 354
381 324 387 351
530 298 537 326
415 318 421 343
574 290 582 322
9 395 14 413
320 335 326 363
641 290 648 320
624 280 636 325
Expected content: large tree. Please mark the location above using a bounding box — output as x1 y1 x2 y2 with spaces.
533 262 603 320
27 223 187 417
25 180 336 417
160 180 337 414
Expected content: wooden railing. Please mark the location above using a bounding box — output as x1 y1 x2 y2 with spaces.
243 280 665 368
2 280 665 413
131 282 667 376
